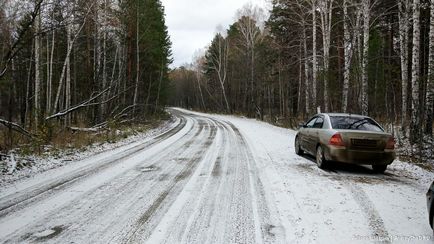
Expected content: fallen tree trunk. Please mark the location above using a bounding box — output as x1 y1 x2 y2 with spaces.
0 119 35 139
67 127 100 133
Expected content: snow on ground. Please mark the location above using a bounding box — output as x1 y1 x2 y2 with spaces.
178 108 434 243
0 108 433 244
0 117 176 188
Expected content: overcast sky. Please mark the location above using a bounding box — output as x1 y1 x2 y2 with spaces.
161 0 270 68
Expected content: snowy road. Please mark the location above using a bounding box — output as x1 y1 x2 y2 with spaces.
0 108 432 243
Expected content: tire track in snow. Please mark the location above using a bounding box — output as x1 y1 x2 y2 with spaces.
0 115 187 218
0 113 198 242
345 184 391 244
15 115 212 244
292 157 392 243
122 116 219 243
145 119 224 244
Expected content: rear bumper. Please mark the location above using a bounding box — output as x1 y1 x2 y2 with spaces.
324 146 395 165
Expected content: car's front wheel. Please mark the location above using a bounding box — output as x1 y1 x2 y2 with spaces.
295 137 303 155
372 165 387 173
316 145 327 169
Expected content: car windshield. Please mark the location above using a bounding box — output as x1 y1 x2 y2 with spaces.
330 116 383 132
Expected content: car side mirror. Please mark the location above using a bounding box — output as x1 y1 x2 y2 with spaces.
298 122 306 129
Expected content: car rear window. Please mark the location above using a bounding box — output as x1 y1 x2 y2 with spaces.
329 116 383 132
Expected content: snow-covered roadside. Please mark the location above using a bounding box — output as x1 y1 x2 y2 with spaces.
0 117 177 188
175 108 434 243
176 108 434 188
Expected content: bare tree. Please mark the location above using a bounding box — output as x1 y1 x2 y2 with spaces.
208 34 231 113
342 0 361 112
34 7 41 128
399 0 411 125
133 3 140 114
236 4 264 115
425 0 434 135
410 0 421 142
311 0 318 110
53 3 93 114
318 0 334 112
360 0 370 115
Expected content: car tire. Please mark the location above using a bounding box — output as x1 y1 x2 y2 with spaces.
432 213 434 234
372 165 387 173
316 145 327 169
295 137 303 155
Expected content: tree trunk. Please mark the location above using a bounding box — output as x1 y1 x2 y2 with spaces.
425 0 434 135
342 0 352 113
65 24 72 125
410 0 421 143
399 0 410 126
53 13 89 114
303 25 310 114
312 0 318 109
25 42 34 127
34 10 41 128
101 0 108 118
133 6 140 114
319 0 333 112
361 0 370 115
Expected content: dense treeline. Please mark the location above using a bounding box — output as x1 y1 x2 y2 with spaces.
170 0 434 145
0 0 171 149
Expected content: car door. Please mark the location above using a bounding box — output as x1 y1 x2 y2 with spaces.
309 116 324 152
301 117 317 154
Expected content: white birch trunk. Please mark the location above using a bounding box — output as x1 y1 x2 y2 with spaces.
361 0 370 115
101 0 108 117
426 0 434 135
319 0 333 112
34 10 41 128
342 0 352 113
312 0 318 108
399 0 410 125
52 14 89 113
65 24 72 125
410 0 421 142
303 25 310 114
133 6 140 113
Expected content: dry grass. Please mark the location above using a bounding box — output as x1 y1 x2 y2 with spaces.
0 113 170 157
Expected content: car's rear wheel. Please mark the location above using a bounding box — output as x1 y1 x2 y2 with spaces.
316 145 327 169
295 137 303 155
372 165 387 173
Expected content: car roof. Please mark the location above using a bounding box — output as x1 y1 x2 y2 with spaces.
317 113 368 118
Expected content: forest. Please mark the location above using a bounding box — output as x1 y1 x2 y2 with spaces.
170 0 434 149
0 0 172 152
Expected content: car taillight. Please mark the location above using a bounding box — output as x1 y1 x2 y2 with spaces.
329 133 345 147
385 137 395 150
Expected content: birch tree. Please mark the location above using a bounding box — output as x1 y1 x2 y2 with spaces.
206 34 231 113
399 0 411 125
360 0 370 115
342 0 361 112
311 0 318 109
410 0 421 142
235 5 264 116
426 0 434 135
34 7 41 128
318 0 334 112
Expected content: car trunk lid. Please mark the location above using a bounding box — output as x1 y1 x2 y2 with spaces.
335 130 391 151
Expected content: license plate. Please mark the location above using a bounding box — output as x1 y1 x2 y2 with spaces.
351 139 378 148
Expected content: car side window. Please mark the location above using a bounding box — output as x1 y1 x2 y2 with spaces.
313 117 324 129
306 117 317 128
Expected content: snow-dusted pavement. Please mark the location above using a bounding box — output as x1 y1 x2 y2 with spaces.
0 108 433 243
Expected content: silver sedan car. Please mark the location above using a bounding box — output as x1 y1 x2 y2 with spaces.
294 113 396 173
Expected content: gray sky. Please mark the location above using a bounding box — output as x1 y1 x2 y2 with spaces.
161 0 269 68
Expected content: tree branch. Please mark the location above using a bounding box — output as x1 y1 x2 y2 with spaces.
0 119 34 139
